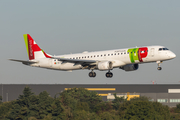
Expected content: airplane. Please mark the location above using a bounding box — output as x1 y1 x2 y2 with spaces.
10 34 176 78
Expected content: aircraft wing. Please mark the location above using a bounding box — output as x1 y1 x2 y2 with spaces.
9 59 38 64
52 57 97 65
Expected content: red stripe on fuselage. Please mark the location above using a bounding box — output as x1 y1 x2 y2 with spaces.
43 51 51 58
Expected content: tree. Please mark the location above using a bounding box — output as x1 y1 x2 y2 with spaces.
59 87 102 112
0 96 2 104
118 97 170 120
19 86 34 99
112 93 127 110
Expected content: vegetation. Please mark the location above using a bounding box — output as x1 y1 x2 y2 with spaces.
0 87 179 120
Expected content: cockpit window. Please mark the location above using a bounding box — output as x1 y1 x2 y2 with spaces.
163 48 169 50
159 48 169 51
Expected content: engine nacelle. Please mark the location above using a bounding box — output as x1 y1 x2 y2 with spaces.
120 64 139 71
97 61 113 71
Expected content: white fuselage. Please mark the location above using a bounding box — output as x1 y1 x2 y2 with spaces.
30 45 176 71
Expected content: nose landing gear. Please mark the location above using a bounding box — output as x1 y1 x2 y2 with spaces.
157 61 162 70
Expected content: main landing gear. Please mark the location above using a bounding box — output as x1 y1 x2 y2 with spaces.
106 71 113 78
89 70 96 77
88 70 113 78
157 61 162 71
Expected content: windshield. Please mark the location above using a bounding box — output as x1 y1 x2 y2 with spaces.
159 48 169 51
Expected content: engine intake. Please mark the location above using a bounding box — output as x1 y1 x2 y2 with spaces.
120 64 139 71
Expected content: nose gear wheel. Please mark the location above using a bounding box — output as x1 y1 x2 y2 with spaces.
157 61 163 71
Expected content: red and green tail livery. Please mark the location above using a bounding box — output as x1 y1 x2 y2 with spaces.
24 34 51 60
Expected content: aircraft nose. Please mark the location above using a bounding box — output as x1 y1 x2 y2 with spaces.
170 52 176 59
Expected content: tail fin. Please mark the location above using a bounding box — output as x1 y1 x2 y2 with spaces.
23 34 51 60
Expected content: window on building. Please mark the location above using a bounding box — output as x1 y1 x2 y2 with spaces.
170 99 180 103
157 99 168 103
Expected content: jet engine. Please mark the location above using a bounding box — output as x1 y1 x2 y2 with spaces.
97 61 113 71
120 64 139 71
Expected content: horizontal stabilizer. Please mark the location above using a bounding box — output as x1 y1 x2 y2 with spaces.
9 59 38 65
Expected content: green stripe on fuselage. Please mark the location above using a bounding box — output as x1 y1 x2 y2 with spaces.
127 48 139 63
23 34 29 57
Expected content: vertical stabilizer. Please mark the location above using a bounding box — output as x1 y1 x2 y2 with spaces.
23 34 51 60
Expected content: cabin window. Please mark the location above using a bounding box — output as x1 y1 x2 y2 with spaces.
101 55 103 57
118 53 119 55
97 55 99 57
87 56 89 58
108 54 110 56
104 54 106 56
85 56 86 58
73 58 75 59
76 57 78 59
91 56 93 58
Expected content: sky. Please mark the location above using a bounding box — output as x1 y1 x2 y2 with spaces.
0 1 179 84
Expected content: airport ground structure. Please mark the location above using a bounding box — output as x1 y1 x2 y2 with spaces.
0 84 180 107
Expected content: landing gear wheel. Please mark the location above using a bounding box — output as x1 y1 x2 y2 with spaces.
157 61 163 71
89 71 96 77
157 67 162 70
93 72 96 77
106 72 113 78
